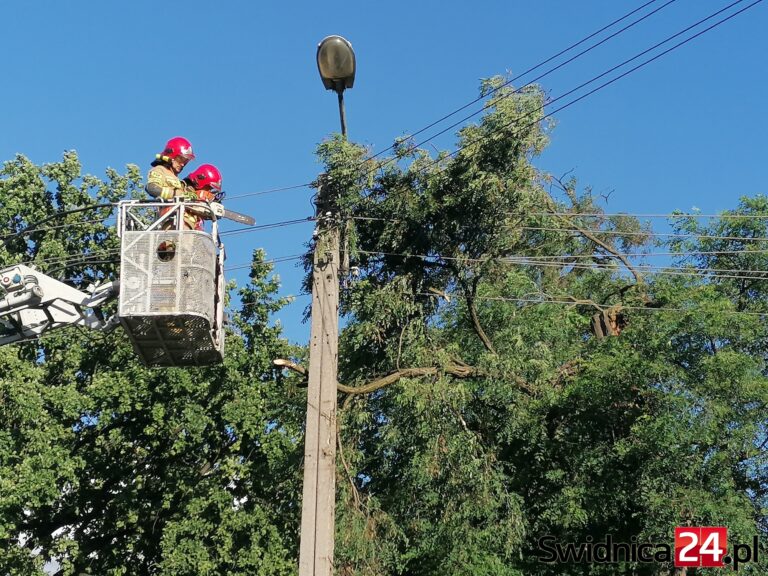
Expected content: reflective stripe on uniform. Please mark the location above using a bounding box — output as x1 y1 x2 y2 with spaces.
147 165 183 200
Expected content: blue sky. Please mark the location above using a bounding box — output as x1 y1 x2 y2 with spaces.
2 1 766 343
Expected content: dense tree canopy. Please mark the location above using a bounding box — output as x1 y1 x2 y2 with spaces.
0 153 304 575
0 78 766 575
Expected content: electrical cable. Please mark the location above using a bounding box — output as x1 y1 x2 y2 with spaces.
1 249 121 272
500 257 768 281
415 292 768 318
219 217 314 237
500 249 768 259
365 0 675 163
531 212 768 220
224 254 305 272
378 0 695 169
515 225 768 242
432 0 759 172
1 203 116 248
0 218 113 242
350 216 768 243
226 183 314 201
354 249 768 282
186 0 760 207
283 0 759 217
223 0 681 204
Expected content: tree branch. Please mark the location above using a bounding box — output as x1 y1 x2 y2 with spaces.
273 358 306 376
546 178 649 301
274 359 479 395
465 290 497 354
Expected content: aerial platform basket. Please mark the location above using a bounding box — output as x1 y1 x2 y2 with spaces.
117 201 225 367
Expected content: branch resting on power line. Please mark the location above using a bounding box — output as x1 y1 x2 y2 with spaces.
274 358 484 395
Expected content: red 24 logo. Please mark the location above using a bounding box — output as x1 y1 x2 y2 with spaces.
675 527 727 568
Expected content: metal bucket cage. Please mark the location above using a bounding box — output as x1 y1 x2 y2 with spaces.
117 201 225 366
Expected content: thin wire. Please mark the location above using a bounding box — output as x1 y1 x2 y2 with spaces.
355 249 768 282
390 0 695 169
1 249 122 271
219 217 314 237
2 202 117 246
505 249 768 259
531 212 768 220
0 218 111 242
351 216 768 243
226 183 313 201
438 0 759 170
224 254 305 272
501 257 768 281
225 0 756 206
223 1 672 204
234 293 311 311
516 225 768 242
416 292 768 318
366 0 672 162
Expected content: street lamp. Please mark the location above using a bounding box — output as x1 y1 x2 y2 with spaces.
316 35 356 137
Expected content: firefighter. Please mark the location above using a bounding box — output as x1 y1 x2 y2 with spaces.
182 164 226 231
144 137 197 260
146 136 195 200
145 136 200 231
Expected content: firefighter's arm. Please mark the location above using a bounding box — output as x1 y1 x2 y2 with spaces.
179 184 211 217
186 202 223 220
146 170 182 200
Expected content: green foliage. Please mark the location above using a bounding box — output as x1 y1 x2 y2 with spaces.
2 79 767 576
315 78 768 575
0 154 301 575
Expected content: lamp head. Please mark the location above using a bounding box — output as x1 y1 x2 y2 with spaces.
317 35 356 93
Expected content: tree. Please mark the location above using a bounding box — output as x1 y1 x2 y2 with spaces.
317 78 768 575
0 153 304 575
3 79 767 576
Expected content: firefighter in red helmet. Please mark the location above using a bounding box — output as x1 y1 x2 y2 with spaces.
146 136 195 200
145 136 200 230
182 164 225 230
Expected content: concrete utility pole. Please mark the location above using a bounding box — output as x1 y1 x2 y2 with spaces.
299 35 355 576
299 177 340 576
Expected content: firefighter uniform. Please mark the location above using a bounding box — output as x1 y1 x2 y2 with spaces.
147 164 200 230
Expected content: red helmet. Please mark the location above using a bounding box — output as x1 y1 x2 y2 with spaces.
158 136 195 162
187 164 224 202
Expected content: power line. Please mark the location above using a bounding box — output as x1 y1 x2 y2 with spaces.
1 203 116 246
416 292 768 318
531 212 768 220
1 249 121 270
500 257 768 281
438 0 759 170
385 0 693 167
350 216 768 243
504 249 768 259
516 225 768 242
355 249 768 282
224 254 305 272
219 217 314 237
0 218 113 242
226 183 313 201
225 0 760 208
335 0 761 212
366 0 675 162
223 2 673 204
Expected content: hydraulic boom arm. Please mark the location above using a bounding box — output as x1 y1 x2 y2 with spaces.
0 264 118 345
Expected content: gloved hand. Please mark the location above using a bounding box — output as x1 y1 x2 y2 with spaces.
181 184 198 201
209 202 225 217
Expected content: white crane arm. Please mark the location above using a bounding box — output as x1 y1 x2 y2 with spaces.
0 264 118 345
